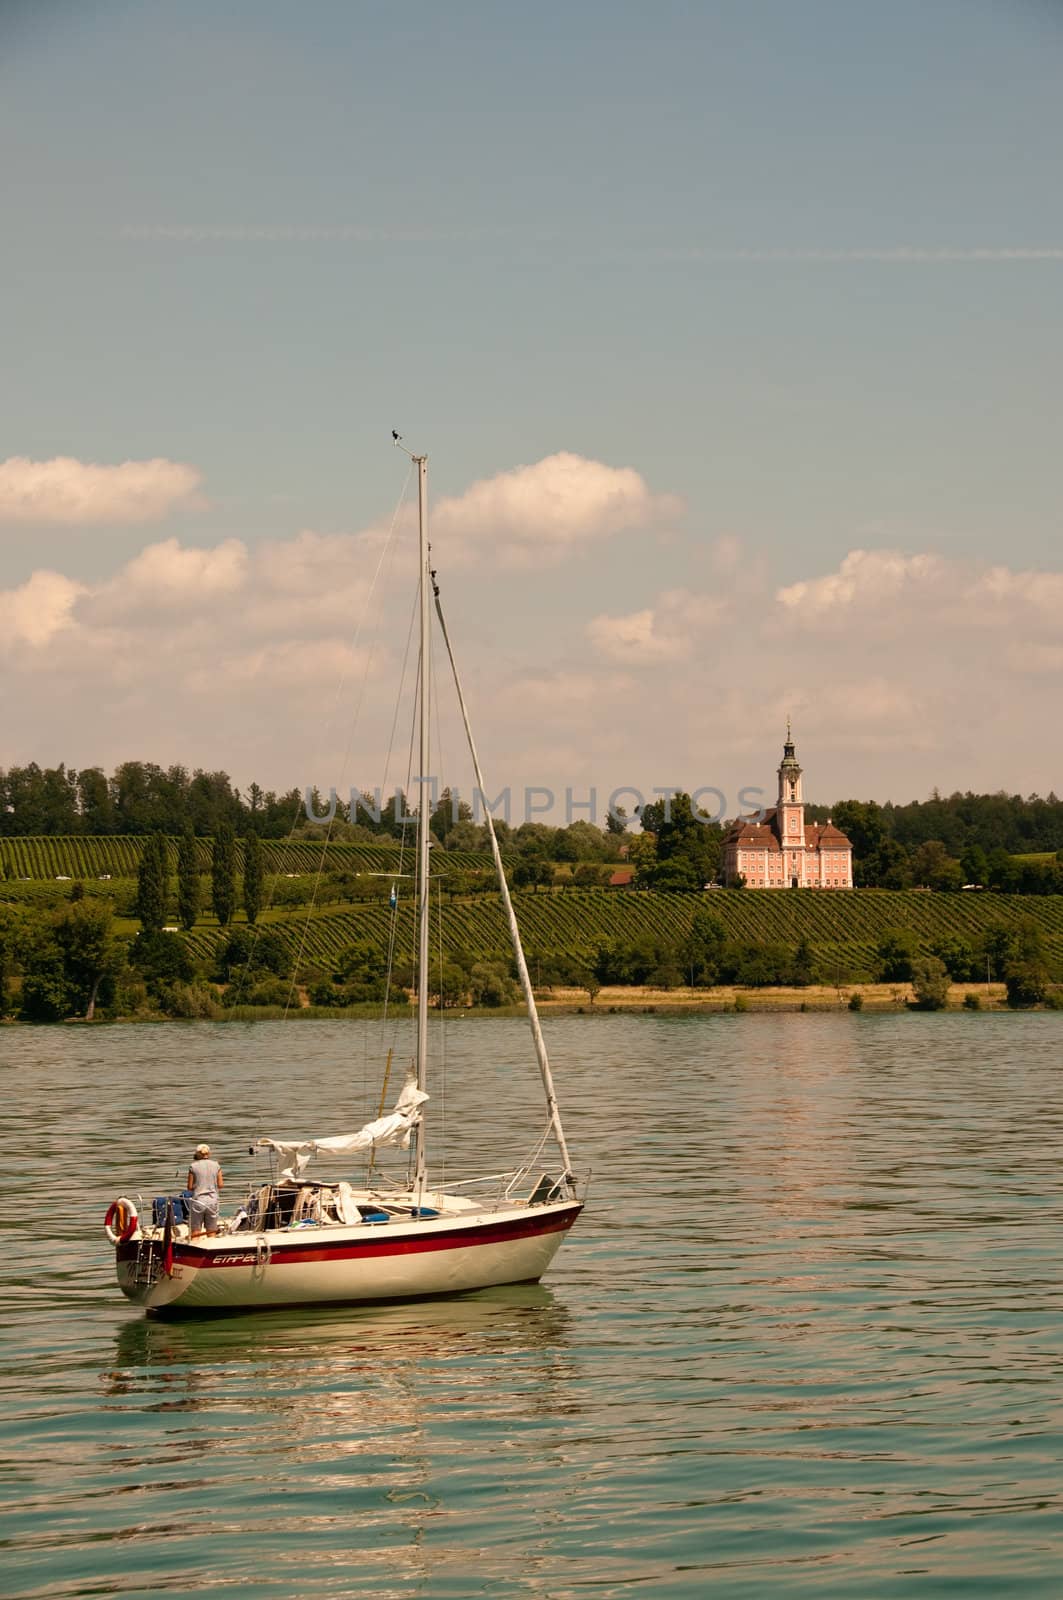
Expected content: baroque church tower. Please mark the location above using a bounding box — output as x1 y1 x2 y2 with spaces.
721 726 853 889
777 720 805 888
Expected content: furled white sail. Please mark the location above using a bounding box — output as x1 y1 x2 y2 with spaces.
258 1073 428 1181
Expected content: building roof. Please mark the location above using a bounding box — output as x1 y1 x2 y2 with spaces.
726 822 782 852
726 815 851 852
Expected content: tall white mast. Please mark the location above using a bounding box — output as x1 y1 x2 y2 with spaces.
414 454 431 1195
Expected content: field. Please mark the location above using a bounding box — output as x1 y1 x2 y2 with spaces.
188 886 1063 978
0 834 498 879
4 837 1063 980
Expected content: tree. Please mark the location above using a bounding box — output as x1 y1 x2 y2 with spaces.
961 844 989 886
627 832 657 887
982 923 1018 980
910 955 949 1011
430 786 472 843
790 937 815 987
469 960 519 1007
876 928 919 982
211 821 237 927
640 792 722 890
1005 961 1048 1009
931 935 976 982
177 825 200 931
605 805 628 836
681 909 727 986
19 926 70 1021
135 831 168 934
910 840 963 892
243 828 263 925
0 906 27 1018
53 899 125 1019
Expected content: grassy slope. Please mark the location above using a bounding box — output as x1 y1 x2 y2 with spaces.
191 887 1063 979
4 839 1062 979
0 835 499 878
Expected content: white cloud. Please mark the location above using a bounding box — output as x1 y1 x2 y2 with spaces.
0 456 203 526
87 537 248 621
0 570 85 648
432 452 683 566
776 549 946 624
588 588 728 663
2 450 1062 806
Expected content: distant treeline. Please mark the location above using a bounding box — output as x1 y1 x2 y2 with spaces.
2 762 1063 889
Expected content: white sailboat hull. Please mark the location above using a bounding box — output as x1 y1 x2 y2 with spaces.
116 1198 582 1314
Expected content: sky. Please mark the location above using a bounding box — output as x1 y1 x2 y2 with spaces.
1 0 1061 820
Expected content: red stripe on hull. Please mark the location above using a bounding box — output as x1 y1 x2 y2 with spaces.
118 1203 581 1272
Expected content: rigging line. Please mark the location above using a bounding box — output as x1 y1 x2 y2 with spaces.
430 619 450 1191
435 852 447 1191
378 584 419 1047
283 461 413 1019
431 566 576 1185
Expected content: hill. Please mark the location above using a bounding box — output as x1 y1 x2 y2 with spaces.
182 887 1063 982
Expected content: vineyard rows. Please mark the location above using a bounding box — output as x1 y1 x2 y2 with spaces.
0 835 499 880
183 888 1063 978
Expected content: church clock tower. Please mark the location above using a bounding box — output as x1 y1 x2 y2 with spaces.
777 721 805 887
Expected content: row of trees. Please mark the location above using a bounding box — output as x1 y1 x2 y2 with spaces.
3 890 1059 1023
0 763 633 856
134 825 265 931
826 802 1063 892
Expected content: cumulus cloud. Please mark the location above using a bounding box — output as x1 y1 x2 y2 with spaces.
2 450 1061 804
87 537 248 622
0 570 85 648
588 588 729 663
0 456 203 525
431 452 683 566
776 549 947 625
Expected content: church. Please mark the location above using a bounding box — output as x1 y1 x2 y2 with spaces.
722 728 853 889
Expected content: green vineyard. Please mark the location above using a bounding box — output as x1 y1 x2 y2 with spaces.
5 835 1063 981
0 834 499 880
184 887 1063 979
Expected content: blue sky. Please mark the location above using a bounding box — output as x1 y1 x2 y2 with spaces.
2 0 1061 809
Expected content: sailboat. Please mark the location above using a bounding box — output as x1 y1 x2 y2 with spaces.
108 452 583 1314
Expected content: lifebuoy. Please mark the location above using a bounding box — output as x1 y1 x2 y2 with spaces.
104 1197 138 1245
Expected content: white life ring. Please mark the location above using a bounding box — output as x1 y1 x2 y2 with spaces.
104 1197 138 1245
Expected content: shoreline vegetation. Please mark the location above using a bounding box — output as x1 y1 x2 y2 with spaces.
0 983 1051 1026
3 816 1063 1024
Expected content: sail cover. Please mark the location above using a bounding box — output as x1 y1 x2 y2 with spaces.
258 1072 428 1181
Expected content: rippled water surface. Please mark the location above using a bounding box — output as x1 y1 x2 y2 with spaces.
3 1013 1063 1598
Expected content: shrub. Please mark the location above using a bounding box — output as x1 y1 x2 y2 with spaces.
877 928 919 983
1005 962 1048 1009
469 961 519 1007
157 980 223 1019
847 992 864 1012
910 956 950 1011
130 930 193 987
963 991 981 1011
224 975 292 1008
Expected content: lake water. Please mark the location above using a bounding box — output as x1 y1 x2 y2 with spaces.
2 1013 1062 1598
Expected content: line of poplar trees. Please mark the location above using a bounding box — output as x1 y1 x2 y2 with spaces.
134 825 264 932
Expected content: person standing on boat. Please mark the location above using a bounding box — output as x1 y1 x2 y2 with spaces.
187 1143 224 1238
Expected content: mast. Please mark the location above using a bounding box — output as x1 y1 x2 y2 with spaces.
414 454 431 1195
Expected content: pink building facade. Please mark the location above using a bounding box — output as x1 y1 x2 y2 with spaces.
722 730 853 889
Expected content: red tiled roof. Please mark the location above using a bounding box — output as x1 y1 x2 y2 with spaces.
608 867 635 886
727 824 782 851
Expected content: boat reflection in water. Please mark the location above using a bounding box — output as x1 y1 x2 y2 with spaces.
104 1285 579 1592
